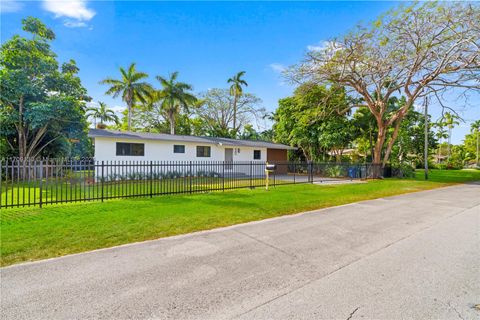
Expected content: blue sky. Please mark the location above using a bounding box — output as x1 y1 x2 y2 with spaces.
1 1 478 143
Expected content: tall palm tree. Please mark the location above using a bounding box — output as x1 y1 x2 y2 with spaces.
156 72 197 135
227 71 248 135
443 112 460 162
100 63 152 130
433 121 448 164
471 120 480 166
86 102 119 129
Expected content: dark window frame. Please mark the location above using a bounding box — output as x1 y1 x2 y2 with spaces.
116 142 145 156
173 145 185 154
253 150 261 160
196 146 211 158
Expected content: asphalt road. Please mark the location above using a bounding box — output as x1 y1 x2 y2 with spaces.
1 183 479 320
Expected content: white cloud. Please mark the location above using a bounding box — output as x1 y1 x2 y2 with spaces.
64 20 87 28
111 105 125 113
42 0 96 21
413 104 424 112
269 63 286 73
307 40 344 53
0 0 24 13
307 41 332 52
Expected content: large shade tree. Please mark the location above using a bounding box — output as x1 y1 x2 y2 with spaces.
0 17 91 159
273 83 354 161
288 2 479 172
156 72 197 135
129 100 196 135
100 63 152 131
196 88 265 138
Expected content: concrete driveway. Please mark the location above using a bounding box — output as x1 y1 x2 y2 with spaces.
1 183 479 320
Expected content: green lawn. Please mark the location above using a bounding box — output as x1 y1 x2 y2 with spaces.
1 169 479 267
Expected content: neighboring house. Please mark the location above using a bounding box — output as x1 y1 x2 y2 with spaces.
88 129 294 177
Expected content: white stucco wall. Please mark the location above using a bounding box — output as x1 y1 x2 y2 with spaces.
93 137 268 179
93 137 266 163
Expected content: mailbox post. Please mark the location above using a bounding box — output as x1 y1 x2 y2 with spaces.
265 162 277 191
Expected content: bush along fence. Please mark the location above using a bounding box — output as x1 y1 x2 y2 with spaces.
0 159 390 209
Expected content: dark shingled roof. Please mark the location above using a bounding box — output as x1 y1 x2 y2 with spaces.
88 129 296 150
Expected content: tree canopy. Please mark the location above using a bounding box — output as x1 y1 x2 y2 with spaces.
100 63 152 131
156 72 197 135
273 83 355 161
227 71 248 135
0 17 91 159
288 2 479 168
196 88 265 138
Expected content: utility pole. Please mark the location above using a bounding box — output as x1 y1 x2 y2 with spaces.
424 97 429 180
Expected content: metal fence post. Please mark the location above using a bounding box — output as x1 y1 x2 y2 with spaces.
101 161 104 202
293 162 296 184
150 161 153 198
222 161 225 191
250 161 253 188
39 160 43 208
189 161 193 194
310 161 314 183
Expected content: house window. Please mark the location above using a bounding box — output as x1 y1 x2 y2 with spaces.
196 146 211 157
173 145 185 153
253 150 261 160
116 142 145 156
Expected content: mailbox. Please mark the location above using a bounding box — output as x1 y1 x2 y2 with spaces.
264 163 276 191
265 164 277 172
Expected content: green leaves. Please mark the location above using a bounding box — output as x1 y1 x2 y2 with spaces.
228 71 248 97
100 63 153 130
1 17 90 158
155 72 197 134
22 17 55 40
86 102 119 127
273 83 354 161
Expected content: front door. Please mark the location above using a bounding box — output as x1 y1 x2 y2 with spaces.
225 148 233 169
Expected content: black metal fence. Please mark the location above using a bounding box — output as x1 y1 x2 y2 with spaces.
0 159 389 209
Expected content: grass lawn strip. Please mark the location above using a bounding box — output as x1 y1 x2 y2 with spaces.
1 169 479 267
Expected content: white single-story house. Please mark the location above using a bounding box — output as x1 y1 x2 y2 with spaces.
88 129 294 177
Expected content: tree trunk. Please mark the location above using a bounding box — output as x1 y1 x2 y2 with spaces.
369 128 374 162
17 95 25 158
373 124 387 165
476 130 479 166
371 121 387 178
232 94 237 135
447 128 452 162
382 116 404 167
127 101 132 131
126 90 133 131
169 110 175 135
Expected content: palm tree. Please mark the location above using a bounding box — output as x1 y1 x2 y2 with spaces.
433 122 448 164
471 120 480 166
443 112 460 162
100 63 152 130
156 72 197 135
86 102 119 129
227 71 248 135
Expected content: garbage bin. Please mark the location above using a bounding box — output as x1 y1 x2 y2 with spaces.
348 167 357 178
